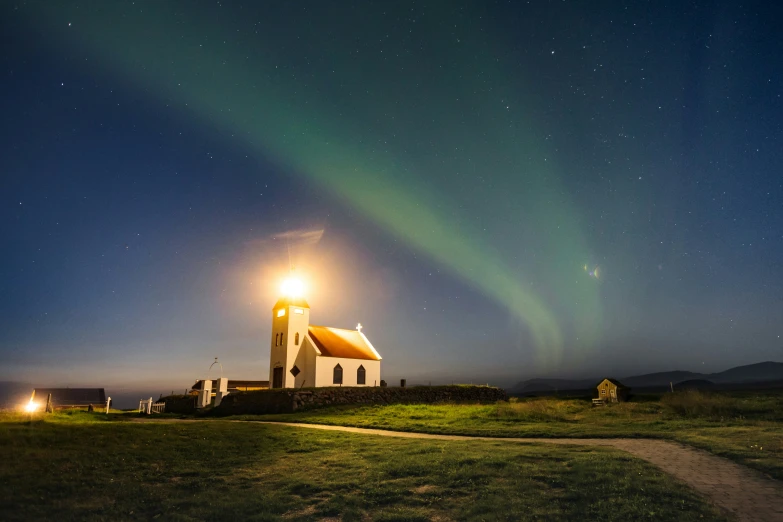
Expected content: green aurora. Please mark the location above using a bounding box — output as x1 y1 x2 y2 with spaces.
34 2 601 366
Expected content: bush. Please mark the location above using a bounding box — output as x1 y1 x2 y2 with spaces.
660 390 772 420
160 394 197 414
494 398 576 422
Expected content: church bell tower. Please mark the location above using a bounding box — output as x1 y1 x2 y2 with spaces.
269 279 310 388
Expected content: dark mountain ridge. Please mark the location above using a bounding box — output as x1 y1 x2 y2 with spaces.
510 361 783 394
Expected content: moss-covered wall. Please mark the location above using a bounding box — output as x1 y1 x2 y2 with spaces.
213 385 507 415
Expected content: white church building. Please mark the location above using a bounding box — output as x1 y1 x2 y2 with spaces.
268 294 382 388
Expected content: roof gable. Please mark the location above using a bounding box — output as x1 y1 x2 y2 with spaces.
308 325 381 361
191 380 269 391
597 378 628 389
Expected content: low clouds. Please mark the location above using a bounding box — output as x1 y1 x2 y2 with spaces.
274 227 324 247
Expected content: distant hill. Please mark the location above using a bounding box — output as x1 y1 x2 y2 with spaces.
674 379 715 390
623 371 704 388
710 362 783 383
0 382 33 409
510 361 783 394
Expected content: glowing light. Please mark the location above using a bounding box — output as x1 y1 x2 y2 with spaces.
277 308 286 317
24 400 39 413
280 277 304 297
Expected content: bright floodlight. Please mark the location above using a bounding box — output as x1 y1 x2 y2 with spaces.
24 400 38 413
280 277 304 297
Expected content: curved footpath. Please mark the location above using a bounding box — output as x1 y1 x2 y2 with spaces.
137 419 783 521
260 422 783 522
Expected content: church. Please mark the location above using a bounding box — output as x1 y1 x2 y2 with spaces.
268 284 382 389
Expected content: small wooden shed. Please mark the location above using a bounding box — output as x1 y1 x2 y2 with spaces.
595 378 629 403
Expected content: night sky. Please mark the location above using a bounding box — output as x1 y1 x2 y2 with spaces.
2 1 782 398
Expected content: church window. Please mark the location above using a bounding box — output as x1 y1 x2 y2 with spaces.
277 309 285 317
333 364 343 385
294 308 304 315
357 365 366 385
290 365 300 377
275 333 279 346
280 333 284 345
295 332 299 345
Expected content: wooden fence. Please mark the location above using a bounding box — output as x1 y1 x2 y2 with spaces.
138 397 166 414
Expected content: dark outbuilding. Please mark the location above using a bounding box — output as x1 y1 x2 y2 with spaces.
31 388 106 409
595 378 629 403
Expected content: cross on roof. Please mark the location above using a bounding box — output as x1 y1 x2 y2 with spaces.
356 323 363 332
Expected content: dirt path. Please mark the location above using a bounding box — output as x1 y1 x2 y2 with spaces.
135 418 783 520
258 422 783 521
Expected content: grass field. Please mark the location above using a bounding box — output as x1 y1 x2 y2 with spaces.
259 390 783 481
0 411 727 521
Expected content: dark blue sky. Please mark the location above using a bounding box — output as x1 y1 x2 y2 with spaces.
1 1 781 397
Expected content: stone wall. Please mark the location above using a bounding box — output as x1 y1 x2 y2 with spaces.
213 385 507 416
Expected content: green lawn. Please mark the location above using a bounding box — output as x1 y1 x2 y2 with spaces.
258 391 783 481
0 411 727 521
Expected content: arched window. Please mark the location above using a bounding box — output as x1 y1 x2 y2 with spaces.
275 333 279 346
333 364 343 385
280 333 284 345
357 365 366 385
295 332 299 345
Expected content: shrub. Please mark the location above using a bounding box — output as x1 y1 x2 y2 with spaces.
160 394 197 414
660 390 772 420
494 398 573 422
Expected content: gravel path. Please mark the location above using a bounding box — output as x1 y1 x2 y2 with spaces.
259 421 783 521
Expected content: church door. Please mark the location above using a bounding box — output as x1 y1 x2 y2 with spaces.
272 367 283 388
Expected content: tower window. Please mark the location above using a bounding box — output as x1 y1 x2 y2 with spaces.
333 364 343 385
294 308 304 315
275 333 279 346
290 365 300 377
357 365 366 385
277 309 286 317
280 333 284 345
295 332 299 345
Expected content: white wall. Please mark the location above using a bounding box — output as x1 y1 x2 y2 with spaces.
314 356 381 387
293 337 317 389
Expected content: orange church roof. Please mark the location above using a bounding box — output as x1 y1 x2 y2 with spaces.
307 325 381 361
